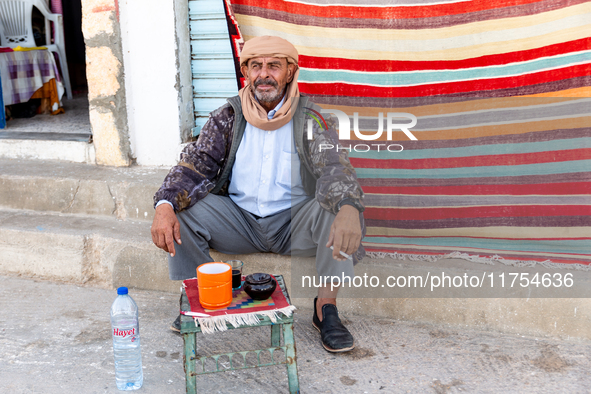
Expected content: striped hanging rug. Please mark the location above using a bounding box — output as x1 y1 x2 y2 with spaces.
224 0 591 268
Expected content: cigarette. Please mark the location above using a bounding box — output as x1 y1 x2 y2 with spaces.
330 246 352 260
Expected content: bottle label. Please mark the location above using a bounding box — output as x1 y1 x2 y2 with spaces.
113 327 136 338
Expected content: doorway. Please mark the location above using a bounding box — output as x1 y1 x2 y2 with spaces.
1 0 91 143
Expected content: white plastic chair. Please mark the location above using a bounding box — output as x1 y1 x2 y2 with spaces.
0 0 72 99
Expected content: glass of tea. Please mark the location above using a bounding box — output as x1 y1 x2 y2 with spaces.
226 260 244 289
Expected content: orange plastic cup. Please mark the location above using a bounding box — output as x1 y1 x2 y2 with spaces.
196 262 232 309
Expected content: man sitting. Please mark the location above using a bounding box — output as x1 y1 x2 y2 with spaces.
151 35 365 353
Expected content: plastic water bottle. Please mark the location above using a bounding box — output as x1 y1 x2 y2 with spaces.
110 287 143 390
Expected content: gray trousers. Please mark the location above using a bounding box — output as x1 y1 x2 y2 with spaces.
168 194 354 281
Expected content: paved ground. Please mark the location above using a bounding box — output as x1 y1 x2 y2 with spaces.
1 275 590 394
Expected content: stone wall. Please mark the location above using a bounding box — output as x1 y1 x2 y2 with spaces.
81 0 131 166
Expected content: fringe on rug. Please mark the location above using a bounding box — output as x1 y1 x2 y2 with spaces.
194 305 297 334
365 251 591 271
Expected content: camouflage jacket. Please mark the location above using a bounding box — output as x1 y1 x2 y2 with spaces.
154 95 366 260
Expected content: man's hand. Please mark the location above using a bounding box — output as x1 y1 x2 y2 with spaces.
326 205 361 261
151 204 182 257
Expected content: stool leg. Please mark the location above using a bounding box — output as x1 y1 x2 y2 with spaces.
183 332 197 394
282 323 300 393
271 324 281 347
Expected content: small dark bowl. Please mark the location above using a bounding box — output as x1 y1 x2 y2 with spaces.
243 273 277 300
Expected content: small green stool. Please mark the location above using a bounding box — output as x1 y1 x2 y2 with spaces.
180 275 300 393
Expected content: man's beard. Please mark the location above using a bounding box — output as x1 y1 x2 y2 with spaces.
253 78 286 104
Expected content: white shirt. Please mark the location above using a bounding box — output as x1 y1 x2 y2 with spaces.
228 97 308 217
157 97 308 216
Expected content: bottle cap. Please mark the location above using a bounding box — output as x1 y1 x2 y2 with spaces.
117 287 128 295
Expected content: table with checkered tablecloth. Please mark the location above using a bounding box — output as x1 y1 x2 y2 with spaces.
0 49 64 111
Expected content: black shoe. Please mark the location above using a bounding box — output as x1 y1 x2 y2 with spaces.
170 315 181 333
312 297 355 353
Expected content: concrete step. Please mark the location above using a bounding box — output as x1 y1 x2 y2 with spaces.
0 207 285 290
0 158 168 221
0 138 96 163
1 208 590 341
1 158 590 341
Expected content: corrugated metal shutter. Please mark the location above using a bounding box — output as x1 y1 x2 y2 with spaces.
188 0 239 136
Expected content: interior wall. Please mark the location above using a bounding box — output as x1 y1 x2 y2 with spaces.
62 0 87 91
